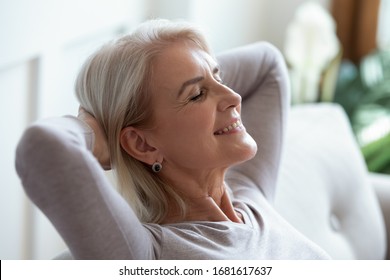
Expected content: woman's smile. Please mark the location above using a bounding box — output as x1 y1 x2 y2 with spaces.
214 119 244 135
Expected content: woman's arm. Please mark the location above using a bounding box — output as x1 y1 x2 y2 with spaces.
15 115 156 259
217 42 290 202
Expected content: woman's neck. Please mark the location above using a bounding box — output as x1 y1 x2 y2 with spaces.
162 180 243 224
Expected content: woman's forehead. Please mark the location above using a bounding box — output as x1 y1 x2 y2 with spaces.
154 41 217 75
149 41 217 98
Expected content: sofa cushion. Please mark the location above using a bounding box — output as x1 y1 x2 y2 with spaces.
274 103 386 259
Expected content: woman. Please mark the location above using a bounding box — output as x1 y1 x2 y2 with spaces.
16 19 330 259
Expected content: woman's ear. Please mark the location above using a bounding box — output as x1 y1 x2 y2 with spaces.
120 126 159 165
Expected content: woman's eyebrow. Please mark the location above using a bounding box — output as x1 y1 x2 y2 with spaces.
177 76 204 97
177 66 220 97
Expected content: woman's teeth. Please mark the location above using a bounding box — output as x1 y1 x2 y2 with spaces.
215 120 242 135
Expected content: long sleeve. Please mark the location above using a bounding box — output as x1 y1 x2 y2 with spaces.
217 42 291 201
15 116 156 259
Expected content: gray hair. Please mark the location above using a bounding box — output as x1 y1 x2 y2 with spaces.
75 19 211 223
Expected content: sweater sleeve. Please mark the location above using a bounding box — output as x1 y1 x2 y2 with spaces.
217 42 290 202
15 116 157 259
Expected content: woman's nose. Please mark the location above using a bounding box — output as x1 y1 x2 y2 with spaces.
217 84 242 112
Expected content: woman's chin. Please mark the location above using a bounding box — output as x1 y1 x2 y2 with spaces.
232 134 258 164
242 139 258 161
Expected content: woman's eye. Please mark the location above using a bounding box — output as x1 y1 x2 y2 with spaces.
189 89 206 102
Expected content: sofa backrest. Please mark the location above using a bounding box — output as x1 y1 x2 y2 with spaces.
274 103 386 259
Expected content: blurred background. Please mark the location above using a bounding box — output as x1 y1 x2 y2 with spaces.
1 0 389 259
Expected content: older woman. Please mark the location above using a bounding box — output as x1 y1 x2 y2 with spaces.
15 19 330 259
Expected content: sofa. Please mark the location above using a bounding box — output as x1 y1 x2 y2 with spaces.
274 103 390 259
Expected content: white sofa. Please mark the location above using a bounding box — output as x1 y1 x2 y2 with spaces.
274 103 390 259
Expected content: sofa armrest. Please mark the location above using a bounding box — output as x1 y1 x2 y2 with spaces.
369 172 390 260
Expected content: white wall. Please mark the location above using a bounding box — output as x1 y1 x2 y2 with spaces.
378 0 390 49
145 0 193 19
0 62 32 259
0 0 331 259
0 0 145 259
143 0 331 53
189 0 266 52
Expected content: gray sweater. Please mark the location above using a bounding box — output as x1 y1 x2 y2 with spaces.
15 42 330 260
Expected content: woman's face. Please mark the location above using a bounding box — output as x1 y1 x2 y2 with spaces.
146 40 257 176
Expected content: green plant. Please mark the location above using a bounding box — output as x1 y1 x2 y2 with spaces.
361 132 390 174
333 49 390 174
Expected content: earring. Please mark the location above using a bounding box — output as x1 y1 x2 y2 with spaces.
152 162 162 173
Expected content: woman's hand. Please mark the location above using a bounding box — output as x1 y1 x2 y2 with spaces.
78 107 111 170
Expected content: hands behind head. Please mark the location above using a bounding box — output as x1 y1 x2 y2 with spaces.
78 107 111 170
